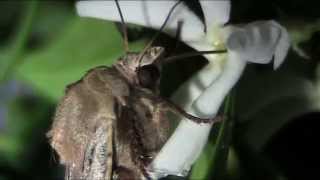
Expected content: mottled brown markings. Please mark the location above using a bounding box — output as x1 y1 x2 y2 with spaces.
48 48 173 180
48 1 225 179
48 46 223 180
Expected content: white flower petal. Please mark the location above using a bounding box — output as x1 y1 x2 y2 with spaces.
76 1 201 41
173 59 224 109
148 59 224 178
149 51 246 178
76 0 177 29
273 22 291 69
225 20 290 68
149 118 212 178
150 20 290 178
200 0 230 27
193 51 246 117
76 0 230 44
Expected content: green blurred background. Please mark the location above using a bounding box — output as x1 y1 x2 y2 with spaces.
0 1 319 180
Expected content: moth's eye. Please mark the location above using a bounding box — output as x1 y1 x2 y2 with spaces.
137 65 160 89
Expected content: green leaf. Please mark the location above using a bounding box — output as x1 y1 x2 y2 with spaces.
15 16 144 100
0 95 53 167
209 95 234 179
190 135 218 179
0 0 38 83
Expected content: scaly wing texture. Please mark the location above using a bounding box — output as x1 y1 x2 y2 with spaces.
48 67 120 180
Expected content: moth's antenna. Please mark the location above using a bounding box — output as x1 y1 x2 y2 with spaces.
164 49 228 64
115 0 129 53
138 0 182 65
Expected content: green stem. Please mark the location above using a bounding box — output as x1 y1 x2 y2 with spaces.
208 91 235 179
190 91 236 179
0 0 38 83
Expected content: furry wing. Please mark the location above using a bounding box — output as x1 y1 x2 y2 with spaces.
79 116 114 180
48 67 122 180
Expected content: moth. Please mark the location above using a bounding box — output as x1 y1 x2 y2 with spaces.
47 1 224 180
48 46 165 179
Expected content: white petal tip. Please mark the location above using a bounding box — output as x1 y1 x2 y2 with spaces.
75 1 119 21
273 23 291 70
225 20 291 69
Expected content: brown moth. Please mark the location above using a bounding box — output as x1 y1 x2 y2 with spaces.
46 1 179 179
47 1 224 179
47 47 214 180
47 47 173 179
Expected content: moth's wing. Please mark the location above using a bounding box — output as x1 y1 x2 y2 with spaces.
47 67 124 180
47 84 89 168
113 106 147 180
80 117 114 180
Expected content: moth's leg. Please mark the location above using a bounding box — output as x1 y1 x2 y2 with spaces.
140 91 222 124
136 90 223 124
157 97 223 124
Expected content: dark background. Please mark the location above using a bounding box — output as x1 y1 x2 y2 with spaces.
0 0 319 180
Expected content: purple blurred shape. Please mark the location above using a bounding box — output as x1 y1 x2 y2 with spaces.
0 105 7 131
0 80 33 131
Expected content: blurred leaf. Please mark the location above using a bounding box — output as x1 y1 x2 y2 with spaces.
0 94 53 168
30 1 74 46
236 53 320 151
190 135 217 179
287 20 320 46
15 17 144 100
0 0 38 83
0 2 72 77
209 95 234 179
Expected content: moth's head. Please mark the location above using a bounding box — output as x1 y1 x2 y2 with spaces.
138 47 165 66
116 47 165 90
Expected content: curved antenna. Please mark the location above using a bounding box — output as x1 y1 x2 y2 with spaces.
115 0 129 52
137 1 228 66
138 0 182 65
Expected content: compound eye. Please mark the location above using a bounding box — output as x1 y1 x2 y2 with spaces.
137 65 160 89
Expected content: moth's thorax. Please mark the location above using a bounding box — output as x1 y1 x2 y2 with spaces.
114 52 140 85
114 47 165 87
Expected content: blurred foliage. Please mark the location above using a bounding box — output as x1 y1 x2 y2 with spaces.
0 0 319 180
16 18 123 100
15 9 144 101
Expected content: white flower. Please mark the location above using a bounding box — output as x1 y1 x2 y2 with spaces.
76 0 291 178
